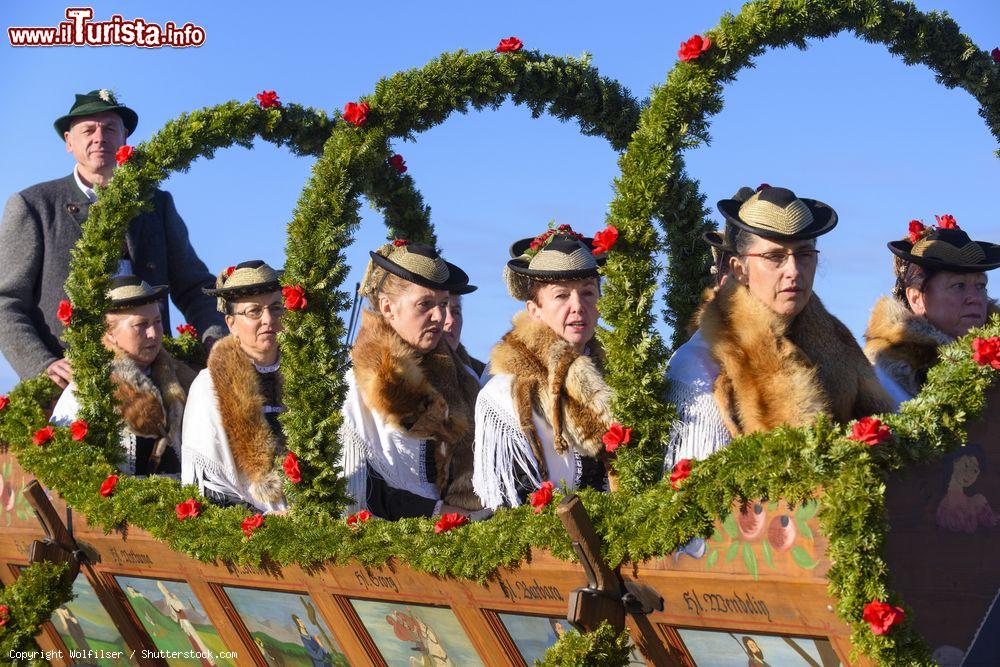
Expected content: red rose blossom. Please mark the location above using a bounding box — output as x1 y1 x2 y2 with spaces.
282 284 307 311
602 422 631 453
0 604 8 627
388 154 407 174
496 36 523 53
934 213 958 229
393 239 410 247
0 395 8 411
256 90 281 109
225 266 236 278
757 183 771 192
849 417 892 446
115 145 134 166
70 419 88 441
175 498 202 521
678 34 712 62
670 458 693 490
434 512 468 534
347 509 372 527
528 481 555 514
972 336 1000 370
176 324 197 337
241 513 265 538
343 101 370 127
992 48 1000 64
57 299 73 327
592 225 619 256
100 474 118 498
862 599 905 635
908 220 927 243
32 425 55 446
283 451 302 483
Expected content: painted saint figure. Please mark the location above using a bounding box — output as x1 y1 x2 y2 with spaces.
936 446 999 533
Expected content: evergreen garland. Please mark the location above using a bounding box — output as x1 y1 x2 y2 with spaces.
0 562 73 665
535 622 633 666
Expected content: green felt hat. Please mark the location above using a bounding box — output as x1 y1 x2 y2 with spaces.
54 89 138 138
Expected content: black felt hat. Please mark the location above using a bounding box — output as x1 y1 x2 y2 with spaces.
107 275 168 310
889 227 1000 273
368 243 473 293
203 260 284 312
504 229 605 301
54 89 138 138
717 186 837 241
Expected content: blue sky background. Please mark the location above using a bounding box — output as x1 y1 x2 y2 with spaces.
1 0 998 392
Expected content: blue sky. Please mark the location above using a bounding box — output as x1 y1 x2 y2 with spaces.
1 0 998 392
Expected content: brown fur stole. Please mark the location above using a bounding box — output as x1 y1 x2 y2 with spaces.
207 335 285 505
489 311 611 481
351 310 482 509
455 343 487 379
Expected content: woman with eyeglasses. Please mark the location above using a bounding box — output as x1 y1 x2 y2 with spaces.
664 186 892 470
181 260 289 512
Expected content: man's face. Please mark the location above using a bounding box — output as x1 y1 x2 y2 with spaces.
64 111 126 176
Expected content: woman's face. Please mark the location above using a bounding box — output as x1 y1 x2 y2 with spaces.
105 302 163 368
443 294 463 352
730 236 818 318
380 282 449 353
953 455 981 488
225 291 284 361
908 270 988 338
525 278 599 352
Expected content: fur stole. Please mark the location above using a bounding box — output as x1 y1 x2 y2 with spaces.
698 281 891 435
863 296 953 397
111 348 195 471
455 344 486 379
351 310 481 508
489 311 611 480
208 335 285 506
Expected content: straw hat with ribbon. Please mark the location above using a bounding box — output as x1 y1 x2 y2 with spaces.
54 89 138 138
203 260 283 313
716 186 838 242
889 224 1000 274
360 241 475 301
107 275 168 311
504 225 605 302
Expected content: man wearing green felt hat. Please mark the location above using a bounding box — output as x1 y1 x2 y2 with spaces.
0 89 224 387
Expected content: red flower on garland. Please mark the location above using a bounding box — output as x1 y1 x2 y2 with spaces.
528 481 555 514
176 498 202 521
225 266 236 278
388 154 407 174
283 451 302 483
282 284 307 311
992 48 1000 64
347 509 372 528
972 336 1000 370
0 604 8 628
57 299 73 327
670 458 693 490
32 425 55 446
592 225 620 256
392 239 409 247
602 422 631 453
241 513 265 538
757 183 771 192
496 36 523 53
256 90 281 109
934 213 958 230
848 417 892 446
70 419 88 441
907 220 927 243
176 324 197 337
862 599 905 635
0 395 8 411
678 34 712 62
434 512 468 534
343 101 370 127
115 145 134 166
100 474 118 498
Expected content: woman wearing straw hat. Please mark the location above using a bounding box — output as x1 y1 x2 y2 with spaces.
665 186 892 469
51 276 197 476
472 225 614 510
181 260 288 512
864 219 998 408
339 241 486 520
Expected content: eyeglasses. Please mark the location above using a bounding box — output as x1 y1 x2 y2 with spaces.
234 304 285 320
739 249 820 268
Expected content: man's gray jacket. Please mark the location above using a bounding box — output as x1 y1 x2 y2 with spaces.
0 174 225 379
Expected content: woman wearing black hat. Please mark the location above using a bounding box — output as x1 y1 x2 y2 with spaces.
339 241 486 520
472 225 614 510
51 276 196 476
665 187 892 469
864 220 998 408
181 260 288 512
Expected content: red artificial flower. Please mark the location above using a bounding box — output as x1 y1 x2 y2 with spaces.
528 481 555 514
282 284 307 311
670 458 693 490
757 183 771 191
862 599 905 635
175 498 202 521
283 451 302 483
972 336 1000 370
434 512 468 534
907 220 927 244
388 154 407 174
496 36 524 53
602 422 631 453
934 213 958 230
115 145 134 166
70 419 88 441
57 299 73 327
592 225 619 256
0 604 8 627
100 474 118 498
32 425 55 446
225 266 236 278
256 90 281 109
347 509 372 527
678 34 712 62
393 239 410 247
343 101 370 127
176 323 197 337
0 395 8 411
848 417 892 446
992 48 1000 64
241 513 265 538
